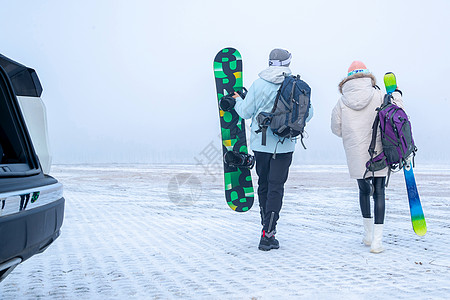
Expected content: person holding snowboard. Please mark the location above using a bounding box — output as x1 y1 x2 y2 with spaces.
226 49 313 251
331 61 403 253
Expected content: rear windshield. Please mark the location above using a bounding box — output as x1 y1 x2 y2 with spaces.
0 66 40 176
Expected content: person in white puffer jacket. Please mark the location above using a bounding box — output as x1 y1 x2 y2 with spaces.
331 61 403 253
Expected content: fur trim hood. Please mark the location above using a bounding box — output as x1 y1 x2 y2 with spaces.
338 73 376 94
338 73 378 111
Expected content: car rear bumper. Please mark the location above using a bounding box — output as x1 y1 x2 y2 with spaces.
0 184 64 282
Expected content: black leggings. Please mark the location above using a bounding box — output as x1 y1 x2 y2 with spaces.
357 177 386 224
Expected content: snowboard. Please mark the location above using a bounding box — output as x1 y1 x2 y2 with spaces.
384 72 427 236
213 47 254 212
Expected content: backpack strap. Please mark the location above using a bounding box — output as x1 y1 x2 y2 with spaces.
382 93 392 107
299 133 307 149
367 113 380 179
255 126 268 146
368 113 380 158
261 127 267 146
368 93 395 185
290 132 307 150
272 138 285 159
271 85 282 113
259 81 284 148
384 168 392 188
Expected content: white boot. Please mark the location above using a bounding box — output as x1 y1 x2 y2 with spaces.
362 218 373 246
370 224 384 253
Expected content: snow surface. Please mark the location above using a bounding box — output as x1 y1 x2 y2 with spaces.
1 164 449 299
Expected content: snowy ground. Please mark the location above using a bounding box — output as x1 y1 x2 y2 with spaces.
1 164 449 299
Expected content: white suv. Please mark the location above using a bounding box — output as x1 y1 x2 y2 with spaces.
0 54 64 282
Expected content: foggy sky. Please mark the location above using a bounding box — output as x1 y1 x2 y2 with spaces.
1 0 449 165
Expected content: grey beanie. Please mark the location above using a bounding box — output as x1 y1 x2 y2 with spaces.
269 48 292 67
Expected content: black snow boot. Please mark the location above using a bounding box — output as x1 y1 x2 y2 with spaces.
258 230 279 251
223 151 255 169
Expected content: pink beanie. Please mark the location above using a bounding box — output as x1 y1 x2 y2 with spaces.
347 61 369 76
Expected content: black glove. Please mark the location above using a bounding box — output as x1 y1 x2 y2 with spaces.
235 87 248 99
219 94 236 111
219 88 248 111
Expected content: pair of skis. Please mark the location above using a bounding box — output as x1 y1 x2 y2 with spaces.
384 73 426 236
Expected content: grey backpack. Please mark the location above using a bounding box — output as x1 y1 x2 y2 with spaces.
256 74 311 149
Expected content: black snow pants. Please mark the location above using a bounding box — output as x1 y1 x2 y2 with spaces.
254 151 293 232
357 177 386 224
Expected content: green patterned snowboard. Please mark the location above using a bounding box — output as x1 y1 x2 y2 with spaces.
213 47 254 212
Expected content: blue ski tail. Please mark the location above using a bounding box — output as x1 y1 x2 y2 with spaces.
403 165 427 236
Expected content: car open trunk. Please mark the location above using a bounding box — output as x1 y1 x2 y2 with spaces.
0 56 64 283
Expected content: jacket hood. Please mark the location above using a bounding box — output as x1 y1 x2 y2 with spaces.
338 73 377 111
258 66 292 84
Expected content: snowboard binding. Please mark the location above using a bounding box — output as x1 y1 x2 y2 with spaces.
235 87 248 99
224 151 255 169
219 87 248 111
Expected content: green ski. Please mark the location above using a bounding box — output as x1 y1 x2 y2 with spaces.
384 72 426 236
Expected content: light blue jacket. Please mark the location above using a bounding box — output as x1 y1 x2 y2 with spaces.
235 66 313 154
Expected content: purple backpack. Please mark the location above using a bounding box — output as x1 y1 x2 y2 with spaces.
364 94 417 181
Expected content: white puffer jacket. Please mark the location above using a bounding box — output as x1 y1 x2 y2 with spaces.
331 73 403 179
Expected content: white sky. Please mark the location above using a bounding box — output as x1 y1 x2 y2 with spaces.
0 0 449 164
